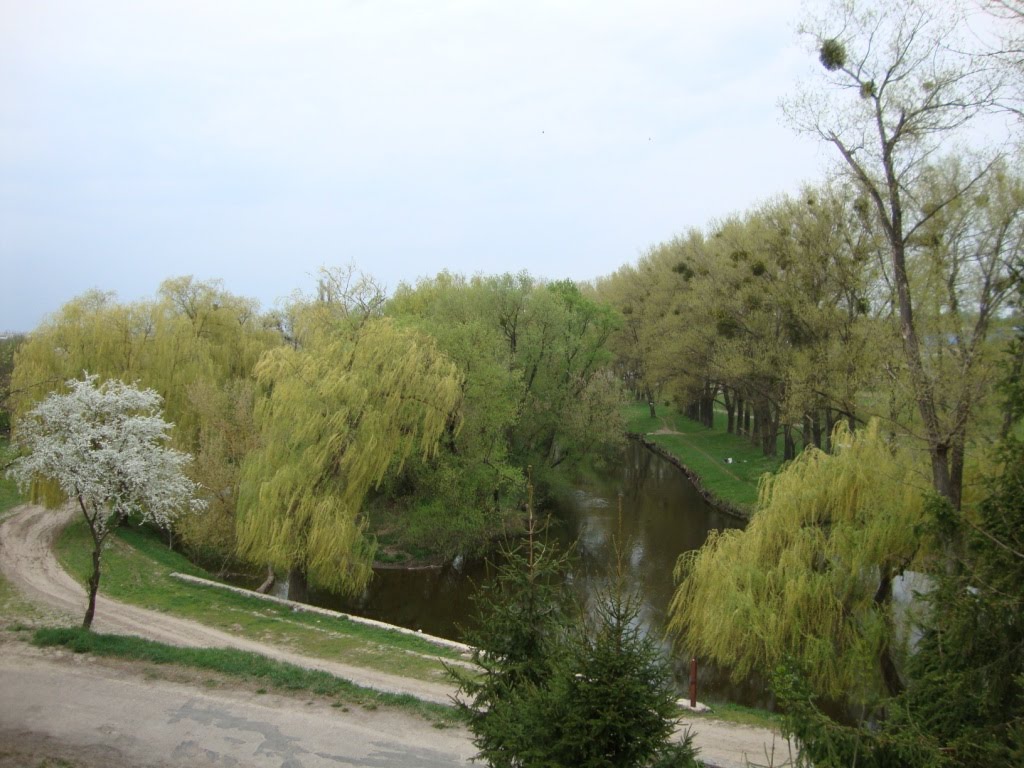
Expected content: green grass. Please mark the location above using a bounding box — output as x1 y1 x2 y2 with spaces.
31 626 457 725
54 521 466 685
624 402 782 512
688 700 782 731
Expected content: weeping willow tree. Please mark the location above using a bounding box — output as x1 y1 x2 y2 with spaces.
9 279 280 561
10 279 276 436
668 420 928 705
236 316 463 599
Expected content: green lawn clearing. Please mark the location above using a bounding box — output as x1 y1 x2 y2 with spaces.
624 402 782 512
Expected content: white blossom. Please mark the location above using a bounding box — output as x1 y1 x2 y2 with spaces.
7 373 204 537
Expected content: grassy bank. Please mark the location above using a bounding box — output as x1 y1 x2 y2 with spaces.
624 402 782 512
8 495 785 734
54 520 465 685
690 700 782 731
31 626 457 725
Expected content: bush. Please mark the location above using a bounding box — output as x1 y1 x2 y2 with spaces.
452 500 699 768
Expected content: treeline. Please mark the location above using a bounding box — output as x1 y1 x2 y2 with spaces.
653 0 1024 764
7 270 625 597
595 162 1023 481
0 333 25 435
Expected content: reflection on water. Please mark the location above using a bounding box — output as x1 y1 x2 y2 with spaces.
298 439 774 708
556 441 771 709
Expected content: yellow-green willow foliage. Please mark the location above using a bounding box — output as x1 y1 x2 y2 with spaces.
10 291 149 415
235 316 463 596
10 279 280 560
10 278 277 449
668 420 927 705
174 378 260 566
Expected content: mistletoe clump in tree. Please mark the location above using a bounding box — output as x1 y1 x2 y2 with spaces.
6 374 203 629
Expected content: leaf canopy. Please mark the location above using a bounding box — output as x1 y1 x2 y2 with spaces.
669 420 928 704
236 316 462 595
7 374 202 534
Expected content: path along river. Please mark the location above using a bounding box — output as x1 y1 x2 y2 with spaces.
288 439 772 709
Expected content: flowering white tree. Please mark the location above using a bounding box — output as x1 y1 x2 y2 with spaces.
7 374 203 629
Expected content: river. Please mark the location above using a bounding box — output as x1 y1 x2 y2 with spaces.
294 439 773 709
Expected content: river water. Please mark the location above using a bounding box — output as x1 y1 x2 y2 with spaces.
294 439 773 708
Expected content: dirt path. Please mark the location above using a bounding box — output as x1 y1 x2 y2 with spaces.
0 641 475 768
0 504 455 705
0 504 790 767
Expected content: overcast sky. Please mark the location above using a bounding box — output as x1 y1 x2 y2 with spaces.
1 0 830 332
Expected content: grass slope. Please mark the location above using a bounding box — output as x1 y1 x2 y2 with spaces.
55 520 464 684
624 403 781 512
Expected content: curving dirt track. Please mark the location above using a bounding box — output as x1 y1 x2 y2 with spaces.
0 503 789 767
0 504 456 705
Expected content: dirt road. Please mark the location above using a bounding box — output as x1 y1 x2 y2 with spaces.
0 504 455 704
0 642 475 768
0 504 790 767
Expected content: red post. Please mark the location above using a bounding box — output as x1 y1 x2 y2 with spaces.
689 657 698 708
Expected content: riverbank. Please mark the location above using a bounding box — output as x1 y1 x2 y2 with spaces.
0 504 789 766
53 515 467 686
623 403 782 515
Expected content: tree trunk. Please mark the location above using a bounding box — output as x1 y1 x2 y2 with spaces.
83 545 101 630
803 413 815 450
874 572 904 698
886 168 958 508
724 388 736 434
255 565 276 595
929 444 954 507
823 408 834 454
702 382 716 429
742 399 751 436
950 430 965 511
761 404 779 457
287 567 309 603
830 81 980 510
783 424 796 461
79 496 103 631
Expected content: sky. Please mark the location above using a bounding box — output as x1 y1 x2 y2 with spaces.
0 0 830 332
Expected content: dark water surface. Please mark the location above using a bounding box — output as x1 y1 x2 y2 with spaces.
298 440 772 708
